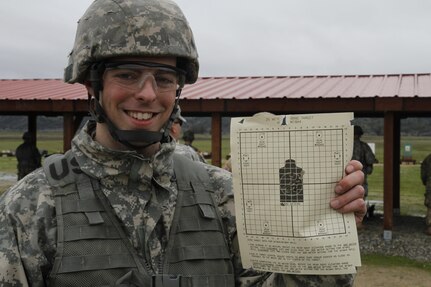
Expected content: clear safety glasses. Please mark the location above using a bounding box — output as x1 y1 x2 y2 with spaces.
103 61 186 94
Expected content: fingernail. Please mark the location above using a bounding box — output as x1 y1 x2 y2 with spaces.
335 185 342 194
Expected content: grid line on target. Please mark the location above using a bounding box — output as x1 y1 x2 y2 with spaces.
239 128 348 238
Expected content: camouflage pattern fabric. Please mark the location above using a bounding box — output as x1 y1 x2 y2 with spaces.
175 142 206 163
65 0 199 84
0 120 354 286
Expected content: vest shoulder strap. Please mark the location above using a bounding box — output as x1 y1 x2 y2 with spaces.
43 150 82 187
173 153 212 192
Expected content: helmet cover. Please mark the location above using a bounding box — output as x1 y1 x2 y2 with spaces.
65 0 199 84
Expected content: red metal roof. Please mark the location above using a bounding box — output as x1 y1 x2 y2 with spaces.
1 74 430 101
0 79 87 100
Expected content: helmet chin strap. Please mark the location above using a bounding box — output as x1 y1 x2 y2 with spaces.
89 64 182 151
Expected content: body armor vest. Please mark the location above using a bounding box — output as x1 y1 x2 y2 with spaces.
43 151 234 286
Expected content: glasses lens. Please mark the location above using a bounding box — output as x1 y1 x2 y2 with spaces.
104 63 182 93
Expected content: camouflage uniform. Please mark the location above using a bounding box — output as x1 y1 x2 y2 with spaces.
421 154 431 230
175 143 206 163
0 121 355 286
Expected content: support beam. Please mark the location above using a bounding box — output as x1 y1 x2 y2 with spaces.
27 115 37 134
211 113 222 167
393 116 401 214
27 115 38 148
73 114 85 134
63 113 74 152
383 112 395 240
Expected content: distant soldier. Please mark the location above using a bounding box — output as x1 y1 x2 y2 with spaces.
182 129 197 150
170 106 206 163
182 129 206 163
421 153 431 235
352 126 378 199
15 131 42 180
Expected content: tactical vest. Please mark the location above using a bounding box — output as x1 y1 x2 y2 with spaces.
43 151 235 287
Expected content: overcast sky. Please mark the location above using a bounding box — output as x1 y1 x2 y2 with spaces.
2 0 431 79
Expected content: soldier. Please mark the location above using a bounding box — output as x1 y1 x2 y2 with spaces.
183 129 198 151
421 153 431 235
15 131 42 180
352 125 378 200
171 105 205 162
181 129 206 163
0 0 366 286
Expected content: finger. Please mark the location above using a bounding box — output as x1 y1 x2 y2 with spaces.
345 160 363 174
331 184 365 209
355 211 366 224
333 198 367 224
335 170 364 195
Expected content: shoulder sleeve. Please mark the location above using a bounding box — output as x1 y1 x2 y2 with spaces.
0 169 56 285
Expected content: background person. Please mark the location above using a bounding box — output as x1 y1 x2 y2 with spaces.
182 129 198 150
352 125 378 200
171 105 205 163
421 153 431 235
352 125 378 222
181 129 206 163
15 131 42 180
0 0 366 286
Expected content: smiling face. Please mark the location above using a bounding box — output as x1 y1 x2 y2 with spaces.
86 57 178 153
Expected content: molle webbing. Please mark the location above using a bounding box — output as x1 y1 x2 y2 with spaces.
44 152 234 286
44 152 147 286
165 155 235 286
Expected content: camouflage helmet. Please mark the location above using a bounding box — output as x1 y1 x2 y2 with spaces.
64 0 199 84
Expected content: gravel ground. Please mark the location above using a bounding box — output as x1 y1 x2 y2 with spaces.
358 213 431 263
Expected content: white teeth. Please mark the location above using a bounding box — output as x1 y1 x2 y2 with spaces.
127 111 153 120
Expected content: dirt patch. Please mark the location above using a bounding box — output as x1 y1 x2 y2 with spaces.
354 265 431 287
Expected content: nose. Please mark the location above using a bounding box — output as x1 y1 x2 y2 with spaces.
135 74 158 102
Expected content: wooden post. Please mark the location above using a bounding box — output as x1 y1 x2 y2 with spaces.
63 113 74 152
211 113 222 167
383 112 395 240
393 115 401 214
